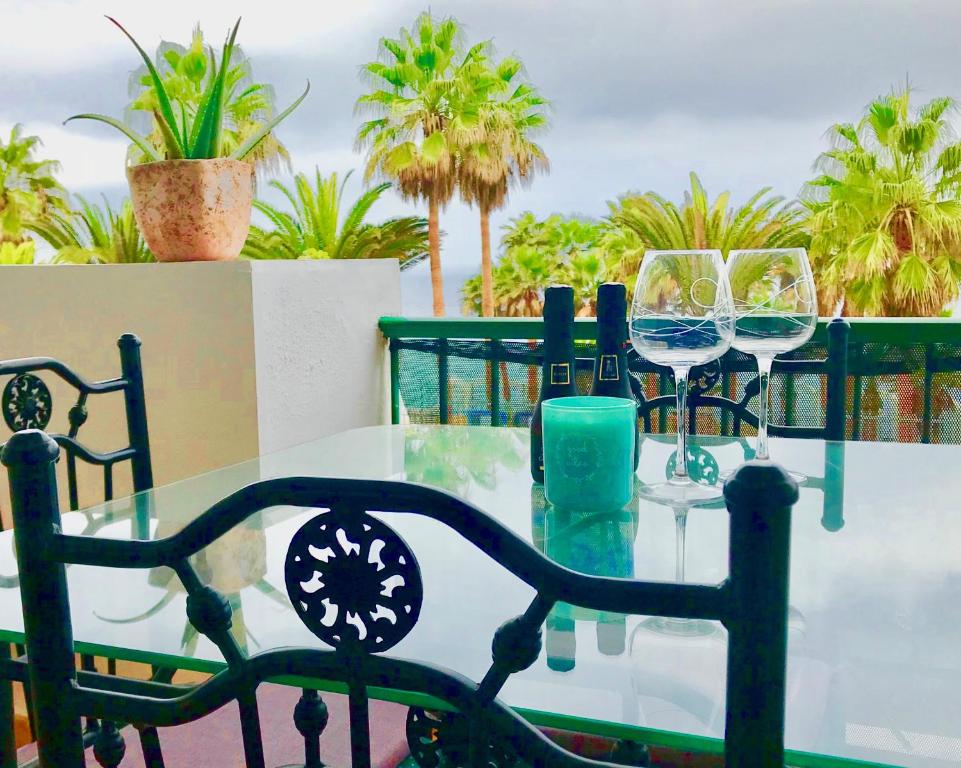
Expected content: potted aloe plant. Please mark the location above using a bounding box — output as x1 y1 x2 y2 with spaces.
66 18 309 262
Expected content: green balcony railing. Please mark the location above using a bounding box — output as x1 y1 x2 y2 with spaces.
379 316 961 444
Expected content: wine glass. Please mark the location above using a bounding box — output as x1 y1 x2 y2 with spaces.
629 250 735 504
641 442 723 637
726 248 817 478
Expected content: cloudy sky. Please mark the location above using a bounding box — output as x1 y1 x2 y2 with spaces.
3 0 961 314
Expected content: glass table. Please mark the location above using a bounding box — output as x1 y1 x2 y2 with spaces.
2 425 960 768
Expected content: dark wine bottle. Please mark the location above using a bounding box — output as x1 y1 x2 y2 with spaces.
530 285 577 483
590 282 640 469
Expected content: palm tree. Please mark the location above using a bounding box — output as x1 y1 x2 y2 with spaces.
462 250 531 317
804 87 961 316
127 24 289 174
242 169 429 268
31 196 154 263
605 172 808 294
462 213 602 316
0 125 67 246
458 56 549 316
564 249 605 317
356 12 486 315
0 241 35 264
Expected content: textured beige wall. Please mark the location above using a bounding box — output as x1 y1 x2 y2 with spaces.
250 259 401 454
0 260 400 527
0 262 260 522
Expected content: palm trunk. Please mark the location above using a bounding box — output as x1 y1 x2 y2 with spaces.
479 205 510 414
428 193 445 316
480 205 494 317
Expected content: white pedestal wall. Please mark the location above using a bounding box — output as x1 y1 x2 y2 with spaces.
0 259 399 518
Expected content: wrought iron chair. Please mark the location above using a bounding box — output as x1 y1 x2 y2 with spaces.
3 429 798 768
628 317 851 442
0 333 153 522
0 334 154 753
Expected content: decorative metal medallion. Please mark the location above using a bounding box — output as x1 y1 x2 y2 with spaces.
2 374 53 431
285 510 423 652
688 360 722 397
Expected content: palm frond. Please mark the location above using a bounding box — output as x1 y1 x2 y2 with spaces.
242 168 428 266
805 85 961 315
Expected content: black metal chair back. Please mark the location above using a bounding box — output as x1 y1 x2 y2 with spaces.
0 333 152 521
628 317 850 442
4 429 798 768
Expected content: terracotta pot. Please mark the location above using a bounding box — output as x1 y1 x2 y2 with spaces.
127 158 254 262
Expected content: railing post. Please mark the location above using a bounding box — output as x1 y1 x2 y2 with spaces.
825 318 850 442
720 370 731 435
438 338 449 425
722 460 798 768
490 341 502 427
658 370 670 433
2 430 85 767
922 345 934 444
118 333 153 492
389 342 401 425
783 369 796 427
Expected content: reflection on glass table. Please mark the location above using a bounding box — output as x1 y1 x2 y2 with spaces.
639 439 729 637
108 520 289 658
5 426 956 768
531 482 637 671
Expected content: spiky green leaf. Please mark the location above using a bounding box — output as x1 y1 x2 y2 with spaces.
105 16 185 157
230 81 309 160
63 114 161 161
189 18 240 159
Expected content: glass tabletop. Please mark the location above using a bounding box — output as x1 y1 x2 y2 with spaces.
2 425 960 768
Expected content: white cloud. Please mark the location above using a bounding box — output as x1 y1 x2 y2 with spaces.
283 147 366 179
531 113 833 217
0 120 128 191
0 0 385 72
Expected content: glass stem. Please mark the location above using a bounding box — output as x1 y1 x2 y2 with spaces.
756 356 774 461
673 506 688 583
673 368 690 480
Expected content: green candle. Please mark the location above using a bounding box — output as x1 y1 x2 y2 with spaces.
542 396 636 512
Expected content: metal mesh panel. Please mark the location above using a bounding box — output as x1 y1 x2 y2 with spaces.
846 342 961 443
392 333 961 444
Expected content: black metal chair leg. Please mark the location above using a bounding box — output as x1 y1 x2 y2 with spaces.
138 726 166 768
348 679 371 768
238 688 266 768
80 654 100 734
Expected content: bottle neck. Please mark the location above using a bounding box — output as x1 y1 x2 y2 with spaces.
596 314 626 351
542 315 576 395
592 313 631 396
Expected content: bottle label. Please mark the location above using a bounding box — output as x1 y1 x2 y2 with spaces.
599 355 620 381
549 363 571 385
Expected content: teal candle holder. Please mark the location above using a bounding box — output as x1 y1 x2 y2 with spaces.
542 396 636 512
